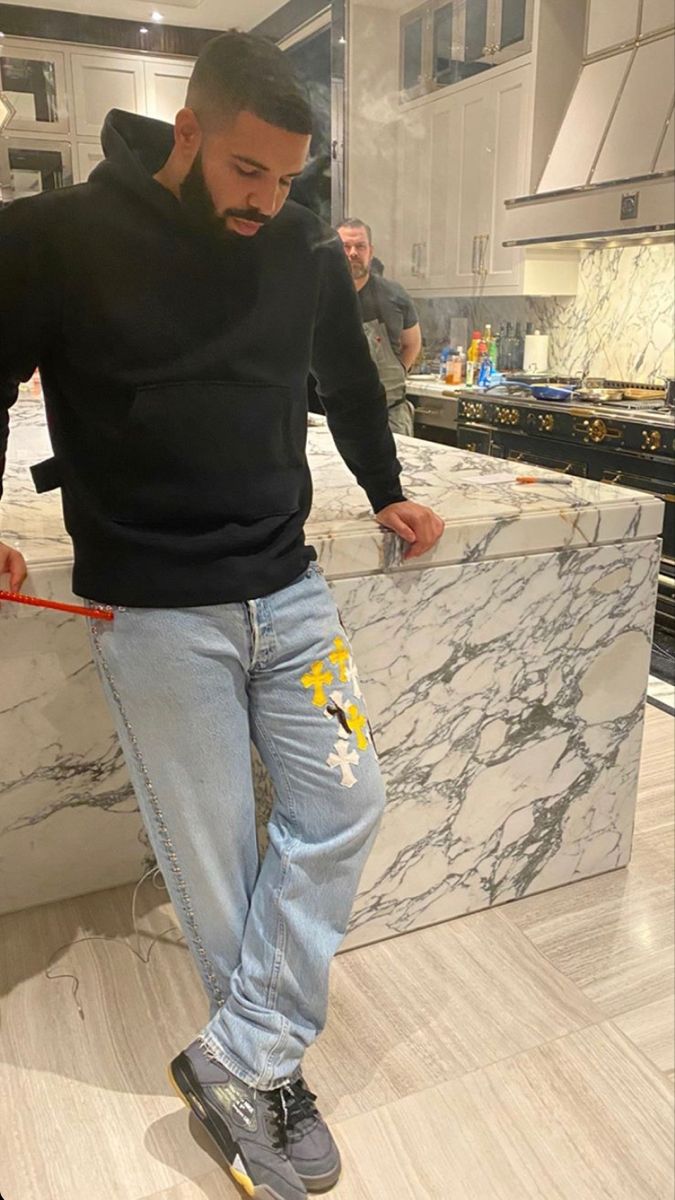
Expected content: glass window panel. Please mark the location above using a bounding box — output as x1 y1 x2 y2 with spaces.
8 146 68 198
403 17 424 91
465 0 489 61
500 0 527 48
433 4 456 85
0 57 58 124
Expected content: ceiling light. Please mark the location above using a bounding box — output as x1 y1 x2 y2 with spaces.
151 11 164 20
139 26 149 33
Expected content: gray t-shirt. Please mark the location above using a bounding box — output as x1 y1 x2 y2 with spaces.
357 273 418 359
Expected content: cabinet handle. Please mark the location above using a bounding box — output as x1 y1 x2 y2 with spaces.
471 235 478 273
411 242 418 275
480 234 489 276
419 241 426 277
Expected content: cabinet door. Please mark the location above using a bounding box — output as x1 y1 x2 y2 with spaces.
0 42 69 133
393 106 432 289
482 65 530 288
144 60 193 123
448 83 493 291
426 93 460 287
71 52 145 138
76 141 105 182
0 136 72 203
401 3 431 99
586 0 640 56
489 0 534 64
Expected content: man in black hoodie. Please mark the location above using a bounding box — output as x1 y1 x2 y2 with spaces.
0 31 443 1200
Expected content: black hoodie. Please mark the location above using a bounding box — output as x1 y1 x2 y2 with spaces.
0 110 404 606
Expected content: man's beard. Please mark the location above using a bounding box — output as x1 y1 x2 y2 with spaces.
349 261 369 280
179 153 272 240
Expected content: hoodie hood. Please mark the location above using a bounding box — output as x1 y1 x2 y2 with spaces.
90 109 179 219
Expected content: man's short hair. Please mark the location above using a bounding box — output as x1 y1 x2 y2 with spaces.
186 30 313 135
338 218 373 245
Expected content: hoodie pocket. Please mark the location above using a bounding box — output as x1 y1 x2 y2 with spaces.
118 380 306 528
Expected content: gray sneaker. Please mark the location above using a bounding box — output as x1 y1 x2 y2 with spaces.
169 1040 307 1200
283 1077 342 1193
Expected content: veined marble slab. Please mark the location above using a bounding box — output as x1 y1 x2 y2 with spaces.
0 401 664 929
2 397 665 581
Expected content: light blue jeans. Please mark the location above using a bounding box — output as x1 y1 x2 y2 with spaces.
87 564 385 1089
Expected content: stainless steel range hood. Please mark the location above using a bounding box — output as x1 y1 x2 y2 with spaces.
504 19 675 248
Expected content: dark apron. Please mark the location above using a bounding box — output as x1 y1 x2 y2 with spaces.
362 291 414 437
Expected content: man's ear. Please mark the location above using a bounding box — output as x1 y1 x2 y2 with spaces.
174 107 203 160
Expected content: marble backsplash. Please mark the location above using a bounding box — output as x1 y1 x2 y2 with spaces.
416 242 675 384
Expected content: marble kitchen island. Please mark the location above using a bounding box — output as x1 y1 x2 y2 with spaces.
0 399 665 951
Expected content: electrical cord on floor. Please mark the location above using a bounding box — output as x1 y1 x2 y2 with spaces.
44 864 185 1021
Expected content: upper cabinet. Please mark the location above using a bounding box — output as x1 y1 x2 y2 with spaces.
0 36 195 199
400 0 534 99
0 43 69 134
394 62 539 294
144 61 192 123
71 52 146 138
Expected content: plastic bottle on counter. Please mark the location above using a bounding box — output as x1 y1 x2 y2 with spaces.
457 345 466 384
499 322 513 371
467 330 482 371
489 330 499 367
513 322 524 370
477 337 492 387
438 346 451 380
447 347 465 385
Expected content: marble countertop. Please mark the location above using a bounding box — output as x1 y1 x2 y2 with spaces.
1 399 665 584
406 377 464 399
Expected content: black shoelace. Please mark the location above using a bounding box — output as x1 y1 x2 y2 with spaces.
280 1078 319 1140
264 1088 290 1153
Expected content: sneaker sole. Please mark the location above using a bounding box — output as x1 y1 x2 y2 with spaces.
168 1060 292 1200
299 1161 343 1194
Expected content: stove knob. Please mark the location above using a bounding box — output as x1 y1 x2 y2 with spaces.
538 414 555 433
641 429 662 452
588 418 607 443
510 409 519 425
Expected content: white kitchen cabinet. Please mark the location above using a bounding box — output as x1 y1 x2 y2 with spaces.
394 105 432 289
394 62 531 294
0 135 72 203
452 80 495 291
586 0 640 56
480 65 530 287
144 60 192 123
425 93 460 288
71 52 146 138
399 0 534 97
76 141 104 182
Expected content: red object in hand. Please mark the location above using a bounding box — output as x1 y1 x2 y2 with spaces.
0 590 114 621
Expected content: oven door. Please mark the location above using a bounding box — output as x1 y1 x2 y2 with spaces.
600 468 675 570
492 431 589 476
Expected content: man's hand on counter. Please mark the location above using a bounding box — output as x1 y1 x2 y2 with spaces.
0 542 28 591
375 502 445 560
